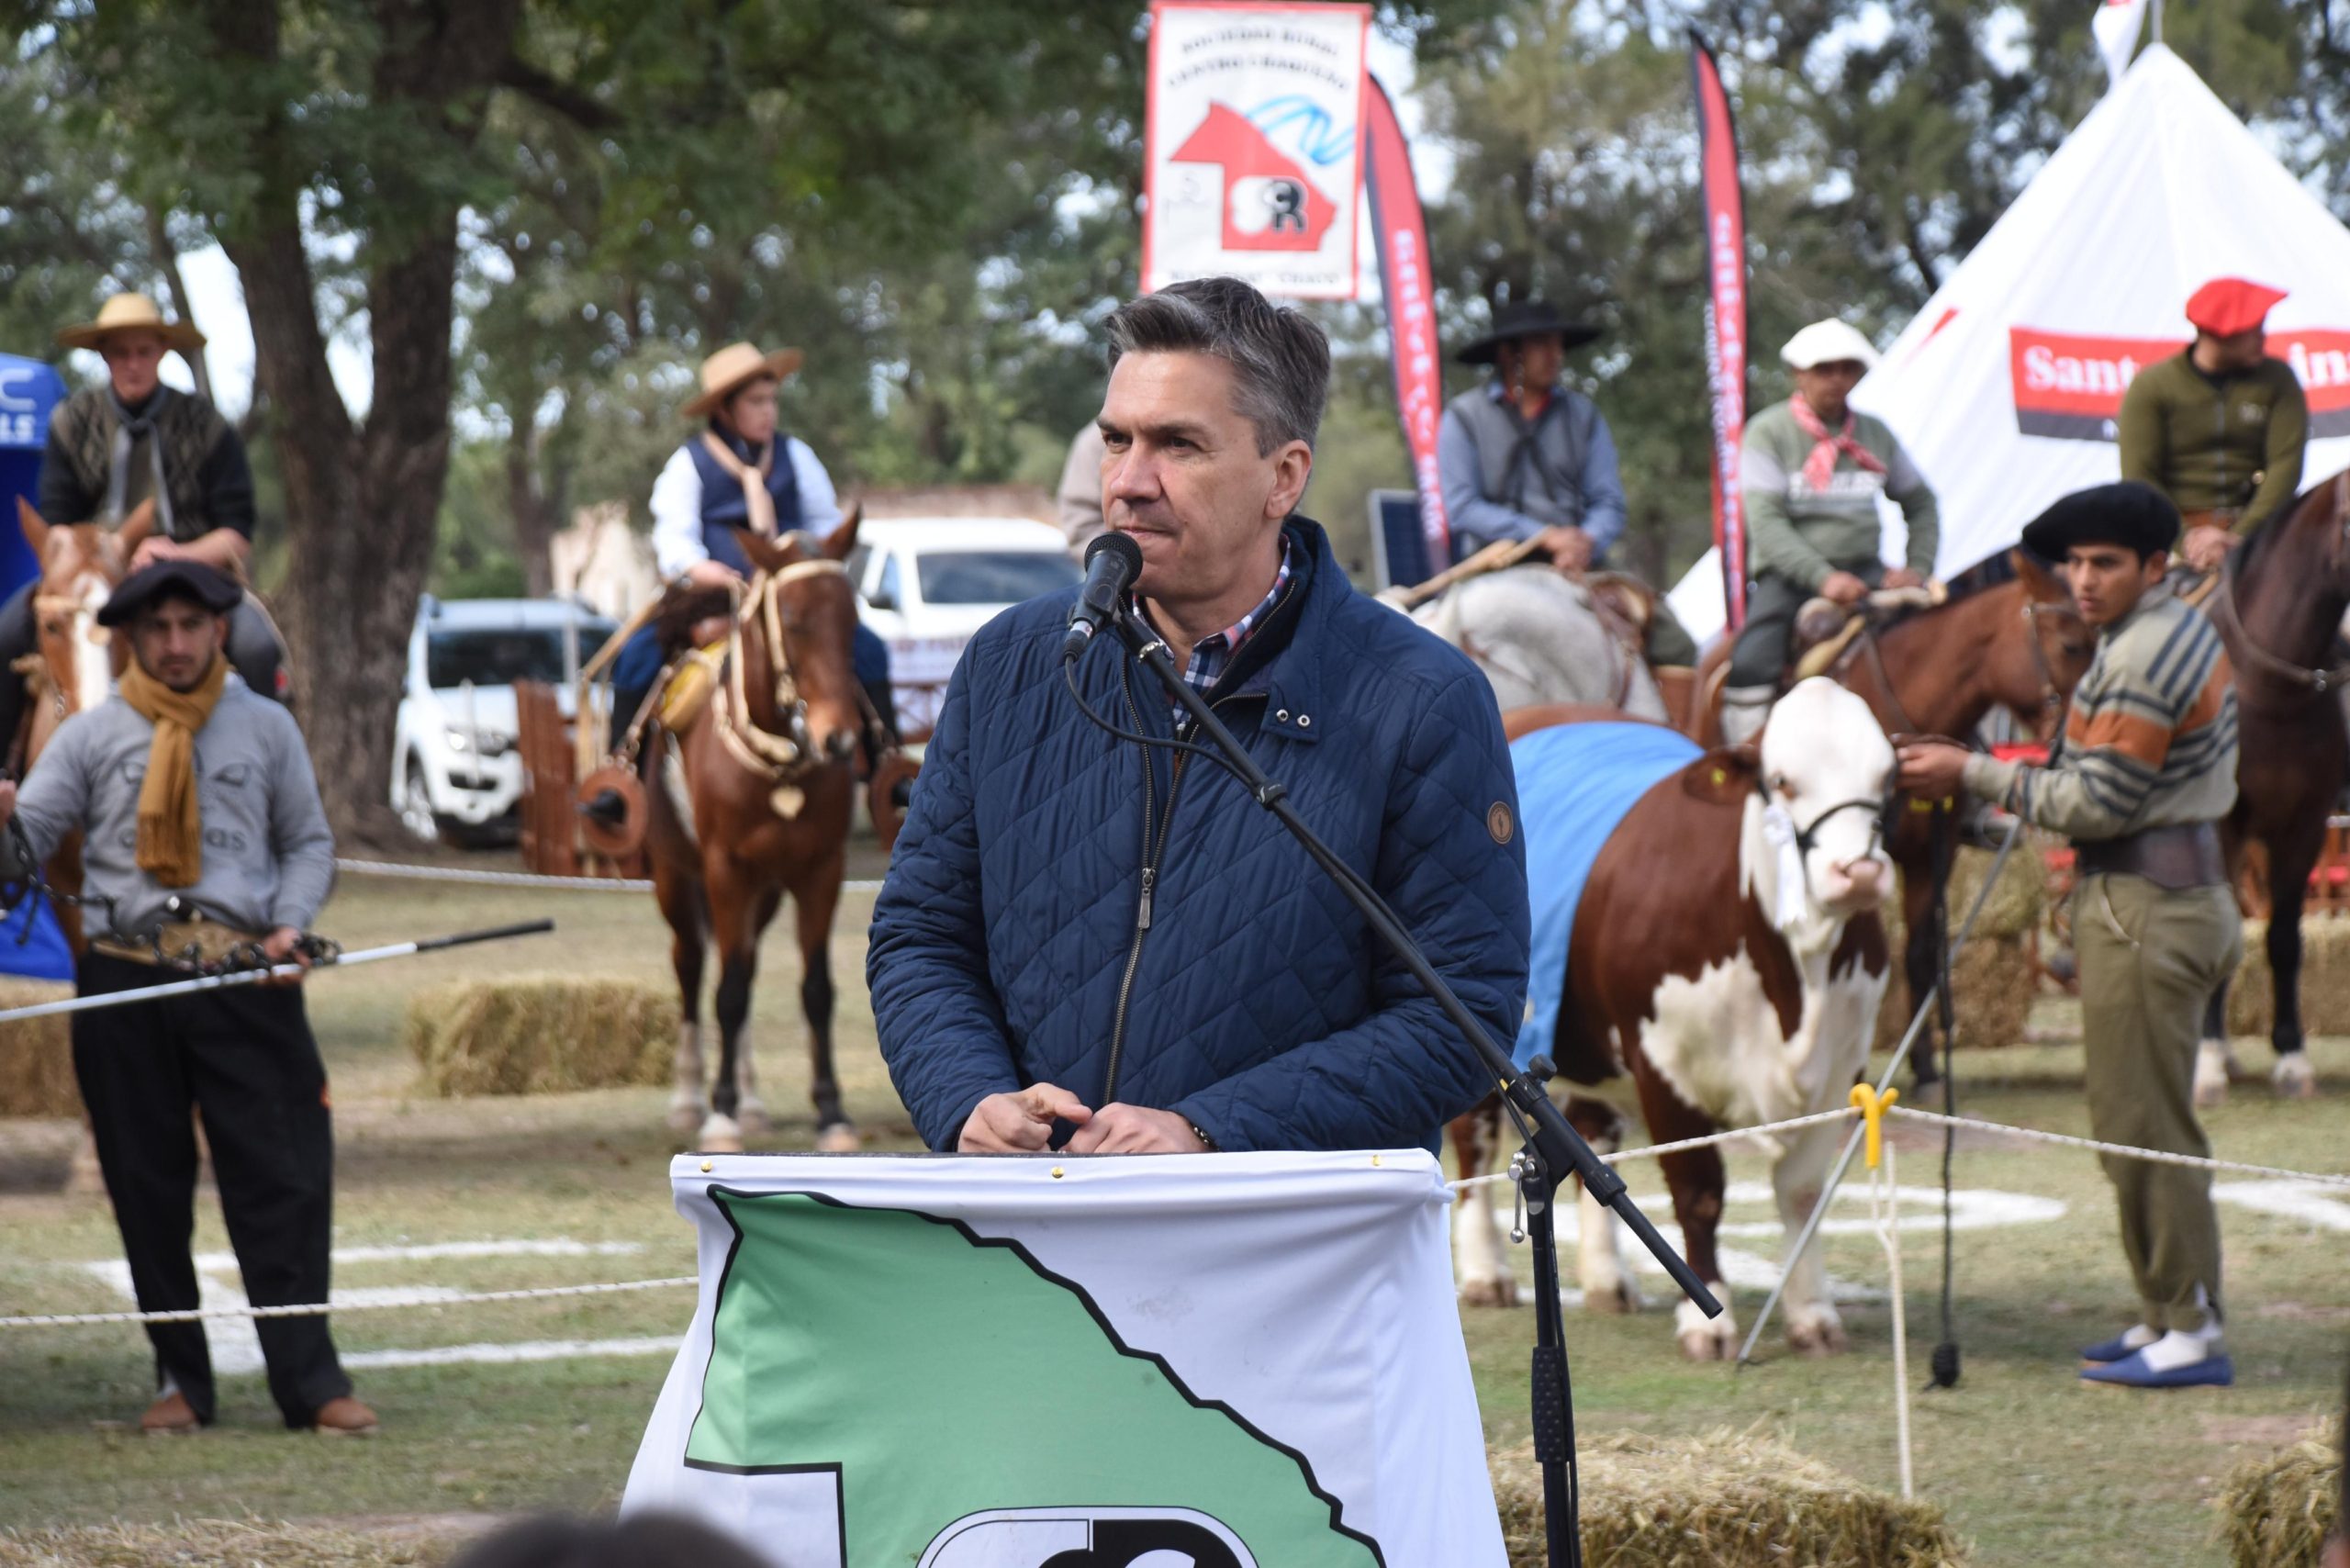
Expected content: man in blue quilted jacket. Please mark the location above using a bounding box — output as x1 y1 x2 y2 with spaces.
867 277 1529 1155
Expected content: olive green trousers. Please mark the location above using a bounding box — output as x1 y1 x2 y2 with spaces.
2073 871 2242 1336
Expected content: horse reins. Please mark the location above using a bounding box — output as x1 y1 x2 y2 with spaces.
2206 467 2350 700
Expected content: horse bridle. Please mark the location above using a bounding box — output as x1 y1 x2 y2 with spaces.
2018 596 2082 735
2208 469 2350 697
707 560 891 795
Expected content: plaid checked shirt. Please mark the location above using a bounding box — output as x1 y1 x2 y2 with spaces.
1138 535 1294 723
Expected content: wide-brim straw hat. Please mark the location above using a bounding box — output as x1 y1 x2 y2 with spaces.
681 342 804 420
56 292 207 355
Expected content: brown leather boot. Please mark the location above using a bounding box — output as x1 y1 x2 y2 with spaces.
310 1394 379 1436
140 1390 201 1436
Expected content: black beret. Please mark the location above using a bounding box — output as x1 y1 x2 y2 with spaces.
2019 481 2181 562
97 560 244 626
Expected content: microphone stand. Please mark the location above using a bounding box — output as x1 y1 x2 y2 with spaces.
1103 607 1721 1568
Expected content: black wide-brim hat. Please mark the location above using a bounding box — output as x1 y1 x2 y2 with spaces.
1455 300 1602 364
98 560 243 626
2019 481 2182 562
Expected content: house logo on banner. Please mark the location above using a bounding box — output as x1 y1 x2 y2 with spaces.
2010 326 2350 441
1145 2 1371 299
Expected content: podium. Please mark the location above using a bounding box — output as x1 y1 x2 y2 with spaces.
623 1150 1507 1568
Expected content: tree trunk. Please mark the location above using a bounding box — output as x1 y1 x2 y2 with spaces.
506 428 557 599
211 0 523 842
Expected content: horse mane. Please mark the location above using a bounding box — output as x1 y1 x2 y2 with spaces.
2229 474 2335 584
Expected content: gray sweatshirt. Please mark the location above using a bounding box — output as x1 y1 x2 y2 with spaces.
6 678 335 939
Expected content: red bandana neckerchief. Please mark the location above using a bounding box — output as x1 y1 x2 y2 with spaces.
1788 394 1887 492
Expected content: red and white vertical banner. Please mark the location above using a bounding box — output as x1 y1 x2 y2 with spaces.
1690 27 1750 629
1361 75 1449 571
1144 1 1371 300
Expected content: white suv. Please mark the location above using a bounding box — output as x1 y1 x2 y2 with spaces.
848 517 1080 735
392 597 618 843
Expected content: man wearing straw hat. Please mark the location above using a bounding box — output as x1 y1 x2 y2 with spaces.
588 342 890 814
0 559 374 1435
1 295 285 755
1720 319 1941 745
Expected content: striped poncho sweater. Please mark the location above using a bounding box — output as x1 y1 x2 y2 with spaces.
1961 588 2237 841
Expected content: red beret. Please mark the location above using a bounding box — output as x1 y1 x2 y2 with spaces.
2185 276 2287 338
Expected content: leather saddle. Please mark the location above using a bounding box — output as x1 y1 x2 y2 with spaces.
1789 582 1946 683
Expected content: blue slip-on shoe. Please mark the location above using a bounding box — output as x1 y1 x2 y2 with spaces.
2079 1332 2150 1364
2079 1349 2233 1389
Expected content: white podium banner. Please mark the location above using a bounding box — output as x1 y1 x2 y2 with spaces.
622 1150 1505 1568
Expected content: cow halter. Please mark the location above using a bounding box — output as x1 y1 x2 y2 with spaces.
1756 776 1891 930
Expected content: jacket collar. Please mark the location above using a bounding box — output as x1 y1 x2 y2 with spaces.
1216 516 1344 744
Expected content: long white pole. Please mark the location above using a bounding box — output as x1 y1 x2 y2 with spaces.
0 919 554 1025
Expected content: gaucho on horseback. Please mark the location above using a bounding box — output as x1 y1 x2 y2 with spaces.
1720 319 1942 745
2119 276 2307 576
584 342 896 828
3 294 285 762
1436 299 1697 668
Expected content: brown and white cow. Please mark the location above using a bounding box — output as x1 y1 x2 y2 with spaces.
1454 677 1896 1359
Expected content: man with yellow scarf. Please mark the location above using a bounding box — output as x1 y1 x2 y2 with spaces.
0 561 371 1437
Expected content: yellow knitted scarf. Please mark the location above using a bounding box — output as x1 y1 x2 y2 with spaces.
117 653 228 887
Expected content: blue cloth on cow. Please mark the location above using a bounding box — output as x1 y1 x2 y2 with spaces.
1511 722 1703 1070
867 517 1530 1154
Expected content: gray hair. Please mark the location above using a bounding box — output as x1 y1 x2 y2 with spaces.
1102 277 1330 454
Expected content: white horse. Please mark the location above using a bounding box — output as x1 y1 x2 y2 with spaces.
1409 566 1668 720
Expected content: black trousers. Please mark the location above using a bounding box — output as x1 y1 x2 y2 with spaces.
72 953 350 1427
1725 560 1886 687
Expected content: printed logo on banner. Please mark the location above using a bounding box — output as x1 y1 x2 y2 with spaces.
1144 3 1371 300
2010 326 2350 441
681 1192 1382 1567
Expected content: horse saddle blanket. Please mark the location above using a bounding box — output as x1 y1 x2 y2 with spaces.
1509 721 1701 1070
658 642 728 733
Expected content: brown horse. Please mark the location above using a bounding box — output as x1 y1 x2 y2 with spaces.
645 515 869 1154
10 498 155 948
1691 552 2094 1081
2197 467 2350 1102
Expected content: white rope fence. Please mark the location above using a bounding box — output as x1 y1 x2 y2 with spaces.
333 858 886 896
0 1274 698 1330
6 1105 2342 1333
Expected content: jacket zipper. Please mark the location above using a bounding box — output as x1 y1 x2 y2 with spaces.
1102 678 1249 1105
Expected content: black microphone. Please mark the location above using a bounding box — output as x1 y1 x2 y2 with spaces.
1063 532 1144 662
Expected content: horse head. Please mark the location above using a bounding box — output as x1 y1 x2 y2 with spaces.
16 498 152 729
1990 548 2094 739
736 504 867 767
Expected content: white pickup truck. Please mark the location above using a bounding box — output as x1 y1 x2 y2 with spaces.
391 596 618 843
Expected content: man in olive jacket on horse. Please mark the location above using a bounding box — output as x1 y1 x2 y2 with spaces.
6 294 283 757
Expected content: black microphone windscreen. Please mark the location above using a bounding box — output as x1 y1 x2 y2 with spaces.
1085 531 1144 576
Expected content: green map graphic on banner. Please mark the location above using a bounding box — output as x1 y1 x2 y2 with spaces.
684 1191 1382 1568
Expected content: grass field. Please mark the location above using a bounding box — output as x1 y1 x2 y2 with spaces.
2 851 2345 1564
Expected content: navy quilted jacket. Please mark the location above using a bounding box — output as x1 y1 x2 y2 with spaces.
867 518 1529 1153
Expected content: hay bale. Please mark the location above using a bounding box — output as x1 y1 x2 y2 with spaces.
1873 844 2047 1052
2215 1419 2341 1568
2227 918 2350 1039
1492 1430 1968 1566
407 975 674 1097
0 979 81 1118
0 1518 441 1567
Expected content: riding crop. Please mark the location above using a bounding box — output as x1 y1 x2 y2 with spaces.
0 919 556 1025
